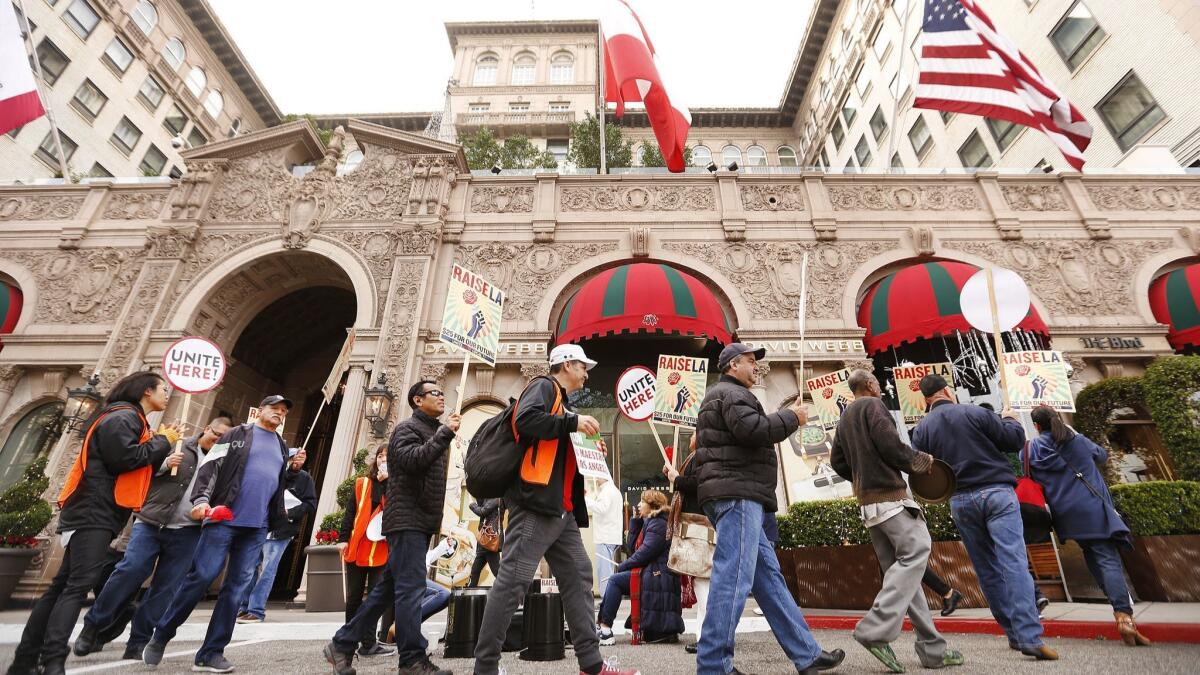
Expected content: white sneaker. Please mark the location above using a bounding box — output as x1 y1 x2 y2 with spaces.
598 628 616 646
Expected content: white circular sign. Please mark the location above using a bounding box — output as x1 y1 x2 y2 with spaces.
960 267 1032 334
162 336 227 394
366 512 384 542
615 366 656 422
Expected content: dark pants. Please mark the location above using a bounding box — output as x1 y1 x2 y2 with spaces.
597 570 632 627
83 522 201 650
14 528 114 666
151 523 267 663
344 562 392 646
332 531 429 666
922 568 951 596
1080 538 1133 614
468 545 500 586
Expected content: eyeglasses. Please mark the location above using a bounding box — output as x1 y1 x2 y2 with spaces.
422 390 445 398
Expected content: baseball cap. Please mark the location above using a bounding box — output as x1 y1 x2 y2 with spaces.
918 374 950 398
718 342 766 371
549 344 598 370
260 394 294 410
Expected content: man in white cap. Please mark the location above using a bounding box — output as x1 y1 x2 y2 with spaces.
473 344 641 675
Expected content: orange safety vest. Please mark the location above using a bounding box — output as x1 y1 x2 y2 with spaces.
517 378 564 487
343 476 388 567
56 405 155 511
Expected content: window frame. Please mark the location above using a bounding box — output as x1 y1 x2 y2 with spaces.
35 38 69 85
1049 0 1106 71
777 145 798 167
102 37 134 75
908 115 933 158
139 144 167 175
184 66 207 97
745 145 767 167
473 54 498 86
62 0 100 40
721 145 742 167
854 135 873 168
132 0 157 35
831 118 845 148
111 116 143 155
70 78 107 121
957 129 994 169
161 37 185 70
36 130 77 169
691 145 712 167
869 106 889 141
986 118 1021 152
1095 71 1167 151
511 53 536 86
203 89 223 118
162 103 187 135
550 52 574 85
137 73 165 110
186 126 207 149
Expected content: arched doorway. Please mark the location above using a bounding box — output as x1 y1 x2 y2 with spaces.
0 401 62 491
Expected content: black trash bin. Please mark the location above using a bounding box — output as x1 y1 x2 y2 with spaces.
519 591 565 661
444 587 490 658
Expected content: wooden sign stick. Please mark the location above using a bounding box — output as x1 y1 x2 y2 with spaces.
171 394 191 476
986 267 1012 409
646 420 671 465
454 352 471 416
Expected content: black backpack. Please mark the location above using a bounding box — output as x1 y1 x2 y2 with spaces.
465 376 561 498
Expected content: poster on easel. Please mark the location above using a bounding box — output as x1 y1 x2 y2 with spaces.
805 368 853 431
1003 351 1074 412
893 362 955 424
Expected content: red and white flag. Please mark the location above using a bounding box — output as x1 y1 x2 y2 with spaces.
914 0 1092 171
600 0 691 172
0 3 43 136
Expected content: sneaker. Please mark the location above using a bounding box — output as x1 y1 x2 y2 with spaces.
940 649 965 667
1036 596 1050 612
397 659 452 675
598 628 616 646
592 664 642 675
235 613 262 624
1019 644 1059 661
377 631 395 647
861 643 905 673
323 642 356 675
143 641 167 667
192 654 235 672
357 643 396 658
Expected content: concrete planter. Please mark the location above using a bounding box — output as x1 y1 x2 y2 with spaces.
1119 534 1200 602
304 545 345 612
0 548 38 610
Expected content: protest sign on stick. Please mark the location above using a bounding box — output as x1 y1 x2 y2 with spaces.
805 368 854 431
1003 351 1074 412
440 264 505 415
653 355 707 428
302 328 355 451
570 432 614 482
162 336 226 475
615 366 670 465
893 362 955 424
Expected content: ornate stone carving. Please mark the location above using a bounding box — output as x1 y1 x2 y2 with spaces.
1180 226 1200 254
454 241 619 321
331 145 418 221
0 248 141 323
470 186 534 213
944 238 1173 317
0 365 24 393
1086 185 1200 211
630 227 650 257
419 362 448 385
521 362 550 380
103 191 169 219
380 262 426 414
842 359 875 373
0 195 84 221
827 185 980 211
166 230 273 317
145 225 198 259
1064 353 1088 384
665 240 893 320
397 225 439 256
560 185 715 212
1001 184 1069 211
752 361 771 384
97 262 174 389
740 184 805 211
170 160 220 221
205 147 297 223
911 226 934 256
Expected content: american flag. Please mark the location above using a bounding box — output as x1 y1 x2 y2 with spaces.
914 0 1092 170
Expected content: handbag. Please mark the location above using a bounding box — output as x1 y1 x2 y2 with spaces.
665 492 716 579
477 522 501 552
1015 442 1048 510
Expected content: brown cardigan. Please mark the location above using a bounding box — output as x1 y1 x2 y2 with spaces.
830 396 933 506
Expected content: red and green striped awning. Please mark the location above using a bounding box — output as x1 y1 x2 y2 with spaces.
857 261 1050 356
0 281 21 335
1149 263 1200 352
556 263 732 345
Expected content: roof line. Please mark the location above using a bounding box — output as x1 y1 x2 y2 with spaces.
180 0 283 125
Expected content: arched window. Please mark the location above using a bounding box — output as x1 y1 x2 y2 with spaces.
722 145 742 166
778 145 798 166
132 1 157 35
184 66 206 97
203 89 223 118
511 52 536 85
746 145 767 166
550 52 574 84
161 37 185 70
692 145 712 167
0 401 62 492
473 54 498 86
634 144 646 166
227 117 242 138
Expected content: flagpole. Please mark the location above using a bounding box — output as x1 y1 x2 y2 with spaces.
597 20 607 175
15 0 70 181
886 0 914 174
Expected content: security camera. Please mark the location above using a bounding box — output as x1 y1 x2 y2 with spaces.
170 135 186 150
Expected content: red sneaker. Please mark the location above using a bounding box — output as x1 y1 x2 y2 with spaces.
585 665 642 675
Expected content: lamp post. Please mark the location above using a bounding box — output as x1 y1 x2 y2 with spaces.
62 373 102 434
362 373 394 439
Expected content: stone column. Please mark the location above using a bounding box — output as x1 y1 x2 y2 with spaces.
0 365 25 423
311 364 368 542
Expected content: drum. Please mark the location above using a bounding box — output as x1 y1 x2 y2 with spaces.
443 587 489 658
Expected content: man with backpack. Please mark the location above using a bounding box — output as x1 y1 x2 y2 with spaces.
471 344 641 675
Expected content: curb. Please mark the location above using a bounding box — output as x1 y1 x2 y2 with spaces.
804 615 1200 644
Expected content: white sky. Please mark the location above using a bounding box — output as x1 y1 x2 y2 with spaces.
207 0 816 115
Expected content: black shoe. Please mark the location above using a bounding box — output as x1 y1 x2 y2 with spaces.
685 641 698 654
124 643 146 660
73 622 101 656
799 648 845 673
40 659 66 675
323 642 356 675
940 590 963 617
3 662 39 675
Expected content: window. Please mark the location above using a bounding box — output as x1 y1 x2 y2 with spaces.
549 102 570 113
634 144 645 166
137 74 164 109
163 103 187 134
161 37 185 70
692 145 712 167
63 0 99 39
870 106 888 140
940 110 954 124
509 102 529 113
831 119 845 148
908 115 933 157
473 54 498 86
132 0 157 35
70 79 107 120
957 130 993 168
872 25 890 60
547 139 568 166
550 52 574 84
203 89 223 118
139 144 167 175
185 66 206 97
35 39 68 85
89 162 112 177
854 64 871 97
986 118 1020 151
168 165 183 179
0 402 63 492
890 152 904 169
746 145 766 166
467 103 489 113
511 53 535 85
820 149 830 169
721 145 741 166
36 130 76 167
103 37 134 74
840 95 857 127
1097 72 1166 151
227 117 242 138
13 2 34 35
1050 1 1106 70
186 126 207 148
854 135 873 167
111 116 143 155
777 145 797 167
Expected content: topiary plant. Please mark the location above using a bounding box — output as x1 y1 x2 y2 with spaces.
1141 356 1200 482
1110 480 1200 536
0 456 52 546
1074 376 1147 484
777 497 962 549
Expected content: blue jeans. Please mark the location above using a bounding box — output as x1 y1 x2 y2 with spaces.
950 485 1044 650
597 570 632 627
595 543 620 597
697 499 821 675
239 538 291 619
422 580 450 619
152 523 268 663
84 522 201 648
1079 538 1133 614
333 530 430 666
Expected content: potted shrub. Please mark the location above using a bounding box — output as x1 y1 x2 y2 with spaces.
0 456 53 609
1113 480 1200 601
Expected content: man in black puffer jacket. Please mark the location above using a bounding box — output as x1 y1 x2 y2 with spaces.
693 343 845 675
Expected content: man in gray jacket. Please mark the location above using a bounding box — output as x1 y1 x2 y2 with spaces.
72 417 232 660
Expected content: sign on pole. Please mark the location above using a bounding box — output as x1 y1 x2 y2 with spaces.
1002 351 1075 412
960 267 1032 409
321 328 356 404
570 432 614 481
439 263 505 366
616 366 656 422
162 336 227 475
893 362 955 425
653 355 708 428
805 368 853 431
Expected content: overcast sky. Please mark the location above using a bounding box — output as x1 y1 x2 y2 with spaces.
207 0 816 115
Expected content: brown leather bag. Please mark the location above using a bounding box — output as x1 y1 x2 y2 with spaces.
477 523 501 552
665 492 716 579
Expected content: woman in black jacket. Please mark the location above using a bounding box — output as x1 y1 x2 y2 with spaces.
11 372 179 675
596 489 684 645
468 498 504 586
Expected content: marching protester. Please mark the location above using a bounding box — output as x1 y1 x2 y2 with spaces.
1025 406 1150 646
693 343 845 675
337 443 396 655
597 489 683 645
467 497 504 586
73 417 232 661
911 374 1058 661
922 569 965 617
472 344 641 675
237 447 317 623
143 395 294 673
323 379 459 675
584 473 623 597
663 435 710 654
830 370 963 672
9 372 180 675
